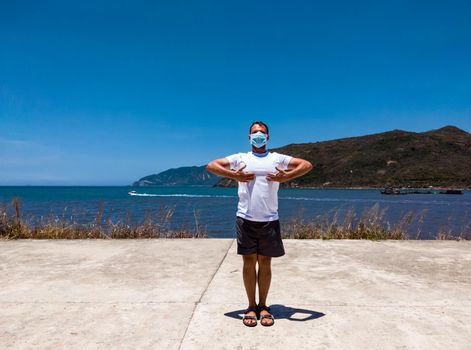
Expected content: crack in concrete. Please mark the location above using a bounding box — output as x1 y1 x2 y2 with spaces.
177 239 234 350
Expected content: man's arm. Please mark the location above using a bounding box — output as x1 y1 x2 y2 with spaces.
266 157 314 183
206 158 255 183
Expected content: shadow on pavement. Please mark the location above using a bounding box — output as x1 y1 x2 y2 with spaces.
225 304 326 322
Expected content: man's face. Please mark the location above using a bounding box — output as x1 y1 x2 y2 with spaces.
249 125 269 142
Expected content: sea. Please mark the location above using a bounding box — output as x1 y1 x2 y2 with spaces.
0 186 470 239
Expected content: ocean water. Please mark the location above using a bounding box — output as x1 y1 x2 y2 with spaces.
0 186 470 239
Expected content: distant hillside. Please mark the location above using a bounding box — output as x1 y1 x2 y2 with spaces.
132 165 220 186
215 125 471 189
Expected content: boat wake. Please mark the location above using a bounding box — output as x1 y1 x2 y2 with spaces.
127 191 470 206
128 191 236 198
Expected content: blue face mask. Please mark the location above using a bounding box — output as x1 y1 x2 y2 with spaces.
249 131 268 148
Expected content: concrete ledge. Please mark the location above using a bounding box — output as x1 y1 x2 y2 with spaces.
1 239 470 349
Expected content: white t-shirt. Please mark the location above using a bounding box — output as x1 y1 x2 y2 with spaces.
225 151 293 222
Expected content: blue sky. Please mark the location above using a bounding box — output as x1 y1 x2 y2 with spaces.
1 0 470 185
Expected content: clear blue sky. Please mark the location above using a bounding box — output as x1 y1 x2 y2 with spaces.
1 0 470 185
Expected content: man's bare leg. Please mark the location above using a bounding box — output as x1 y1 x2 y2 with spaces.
242 253 258 325
257 254 273 326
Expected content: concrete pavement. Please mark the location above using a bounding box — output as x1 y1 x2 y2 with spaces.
0 239 470 349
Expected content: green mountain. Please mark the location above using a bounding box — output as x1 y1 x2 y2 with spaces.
132 165 220 186
215 125 471 189
133 125 471 189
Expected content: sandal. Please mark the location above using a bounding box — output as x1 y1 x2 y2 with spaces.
257 305 275 326
242 306 258 327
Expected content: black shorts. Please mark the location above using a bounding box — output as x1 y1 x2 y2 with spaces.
236 216 285 257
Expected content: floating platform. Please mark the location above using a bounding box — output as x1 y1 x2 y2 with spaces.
381 187 464 195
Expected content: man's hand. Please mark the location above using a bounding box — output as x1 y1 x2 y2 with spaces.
206 159 255 182
266 167 291 183
232 164 255 182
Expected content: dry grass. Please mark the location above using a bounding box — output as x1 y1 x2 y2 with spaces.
1 197 468 240
0 197 208 239
281 202 470 240
436 208 471 240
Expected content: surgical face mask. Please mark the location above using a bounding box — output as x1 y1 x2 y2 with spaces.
249 131 268 148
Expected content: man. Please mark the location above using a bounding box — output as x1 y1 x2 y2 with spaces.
206 121 313 327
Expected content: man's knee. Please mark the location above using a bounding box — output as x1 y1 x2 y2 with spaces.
257 254 272 266
242 253 258 266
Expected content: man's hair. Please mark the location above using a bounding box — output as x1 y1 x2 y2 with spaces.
249 121 269 134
